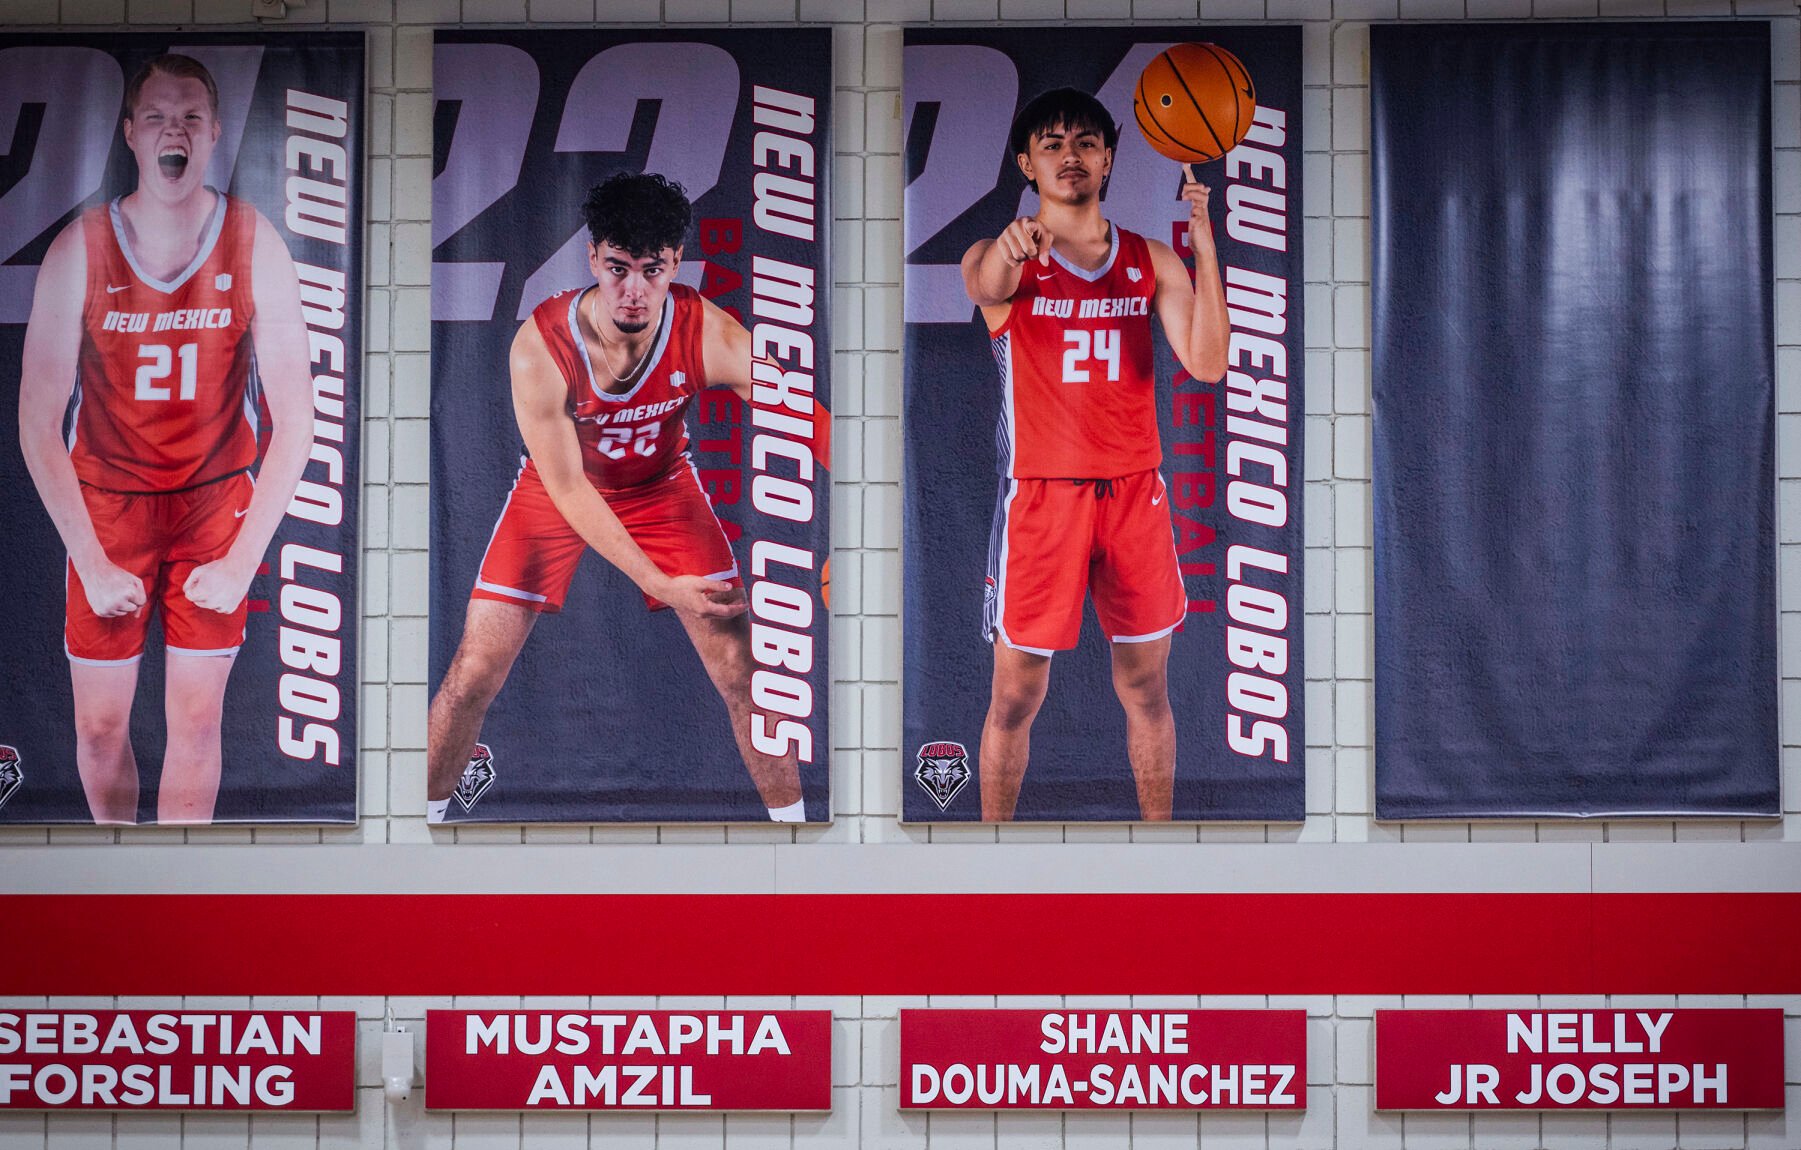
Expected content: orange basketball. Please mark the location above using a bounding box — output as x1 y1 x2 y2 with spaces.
820 557 831 610
1134 43 1257 165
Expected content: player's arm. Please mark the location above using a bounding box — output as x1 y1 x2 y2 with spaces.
511 318 740 618
699 295 829 472
18 223 146 619
962 216 1055 318
185 212 316 612
1149 174 1230 384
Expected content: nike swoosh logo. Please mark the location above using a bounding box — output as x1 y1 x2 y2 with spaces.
1035 272 1055 281
106 285 129 294
1151 491 1164 506
234 508 249 518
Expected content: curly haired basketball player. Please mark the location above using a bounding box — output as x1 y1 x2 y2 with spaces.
962 87 1229 821
426 172 820 824
18 54 315 825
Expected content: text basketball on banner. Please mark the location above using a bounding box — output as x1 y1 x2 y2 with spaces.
901 26 1304 822
428 30 832 824
0 34 362 825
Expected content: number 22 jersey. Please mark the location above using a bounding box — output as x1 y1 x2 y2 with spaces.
988 225 1161 480
532 282 705 491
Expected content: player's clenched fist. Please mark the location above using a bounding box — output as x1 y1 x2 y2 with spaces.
182 557 254 614
658 574 749 619
998 217 1055 267
81 561 147 619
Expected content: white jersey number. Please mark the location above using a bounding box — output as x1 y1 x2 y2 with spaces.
1061 328 1121 384
135 343 198 401
596 423 660 460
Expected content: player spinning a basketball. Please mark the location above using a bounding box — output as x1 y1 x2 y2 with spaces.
18 54 315 824
425 173 811 824
962 88 1229 821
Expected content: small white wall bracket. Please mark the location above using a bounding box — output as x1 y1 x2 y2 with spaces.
382 1022 415 1105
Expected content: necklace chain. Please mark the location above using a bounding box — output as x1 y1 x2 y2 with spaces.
587 289 659 384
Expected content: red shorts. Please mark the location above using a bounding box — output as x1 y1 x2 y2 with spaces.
65 472 253 664
473 458 738 613
983 468 1185 653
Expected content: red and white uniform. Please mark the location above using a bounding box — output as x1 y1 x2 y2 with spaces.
474 283 737 613
65 193 260 664
983 226 1184 653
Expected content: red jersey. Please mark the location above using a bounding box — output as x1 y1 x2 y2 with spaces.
990 225 1161 479
532 282 705 491
72 193 259 493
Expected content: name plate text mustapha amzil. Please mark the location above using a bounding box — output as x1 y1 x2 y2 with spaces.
425 1010 831 1111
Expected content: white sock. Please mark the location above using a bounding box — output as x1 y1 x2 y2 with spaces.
767 799 806 823
426 799 450 824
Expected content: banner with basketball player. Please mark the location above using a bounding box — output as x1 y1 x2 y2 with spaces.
902 28 1303 822
0 34 363 825
429 31 831 823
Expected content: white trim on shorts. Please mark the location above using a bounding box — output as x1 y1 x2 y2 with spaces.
473 579 548 604
166 644 242 658
65 647 143 667
1110 622 1180 644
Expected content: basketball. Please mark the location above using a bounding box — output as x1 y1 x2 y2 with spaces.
821 557 831 610
1133 43 1257 164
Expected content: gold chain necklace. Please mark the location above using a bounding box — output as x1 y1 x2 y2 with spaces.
587 289 660 384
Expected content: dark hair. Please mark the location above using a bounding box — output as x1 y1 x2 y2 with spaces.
125 53 219 118
1007 87 1119 162
582 172 692 258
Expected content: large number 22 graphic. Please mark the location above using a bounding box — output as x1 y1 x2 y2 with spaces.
432 42 739 323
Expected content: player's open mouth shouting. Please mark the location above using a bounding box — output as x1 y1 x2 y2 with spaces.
157 145 189 180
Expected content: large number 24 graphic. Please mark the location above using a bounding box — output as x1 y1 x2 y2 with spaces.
1062 329 1120 384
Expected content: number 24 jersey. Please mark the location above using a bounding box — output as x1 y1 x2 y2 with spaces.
988 225 1161 480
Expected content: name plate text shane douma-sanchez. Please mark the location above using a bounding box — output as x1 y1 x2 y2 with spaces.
901 1010 1307 1110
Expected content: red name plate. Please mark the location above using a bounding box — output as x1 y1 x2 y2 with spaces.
1376 1009 1786 1111
425 1010 831 1111
900 1009 1307 1110
0 1010 355 1111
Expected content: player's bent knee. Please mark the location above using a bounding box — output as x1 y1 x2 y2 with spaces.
72 709 131 749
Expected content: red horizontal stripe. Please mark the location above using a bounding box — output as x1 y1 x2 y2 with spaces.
2 894 1796 997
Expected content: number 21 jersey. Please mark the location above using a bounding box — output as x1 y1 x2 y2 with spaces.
988 225 1160 480
72 193 258 493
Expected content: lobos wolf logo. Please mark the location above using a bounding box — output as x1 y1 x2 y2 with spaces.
453 743 497 812
913 741 971 811
0 746 20 812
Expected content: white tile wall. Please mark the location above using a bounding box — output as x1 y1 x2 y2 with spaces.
0 0 1796 1144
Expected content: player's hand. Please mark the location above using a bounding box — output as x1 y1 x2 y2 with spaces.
997 217 1055 267
1181 165 1215 252
182 557 255 614
658 574 748 619
80 560 147 619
